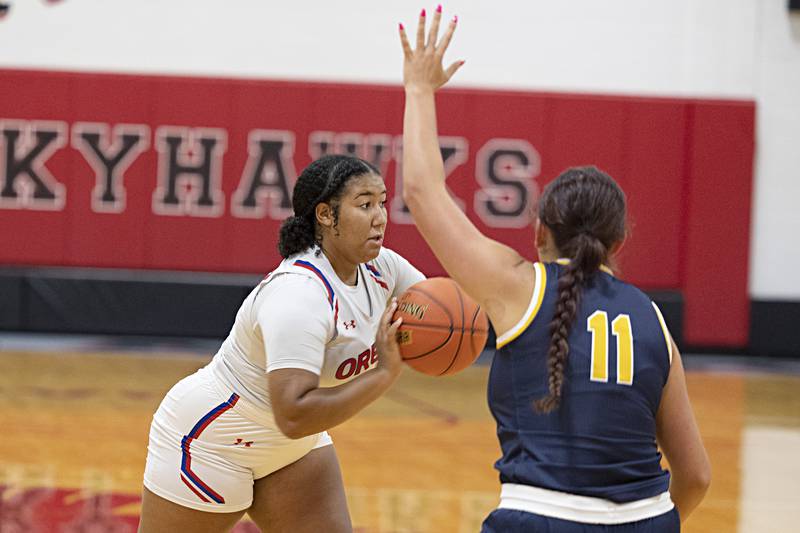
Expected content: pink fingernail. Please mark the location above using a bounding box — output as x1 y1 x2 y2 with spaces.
436 5 442 13
420 8 426 17
453 15 458 24
399 22 404 30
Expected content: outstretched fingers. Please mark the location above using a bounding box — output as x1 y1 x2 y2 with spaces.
416 8 427 50
444 60 465 82
399 23 412 59
436 14 458 56
401 7 464 88
427 5 442 50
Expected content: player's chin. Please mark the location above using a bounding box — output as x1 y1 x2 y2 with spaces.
361 238 383 260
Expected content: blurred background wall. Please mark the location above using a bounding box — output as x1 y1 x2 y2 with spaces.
0 0 797 354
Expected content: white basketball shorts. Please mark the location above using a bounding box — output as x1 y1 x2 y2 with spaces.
143 366 333 513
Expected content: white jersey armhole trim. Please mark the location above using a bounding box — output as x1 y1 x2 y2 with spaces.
651 302 673 365
496 262 547 349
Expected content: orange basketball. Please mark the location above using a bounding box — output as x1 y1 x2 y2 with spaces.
393 277 489 376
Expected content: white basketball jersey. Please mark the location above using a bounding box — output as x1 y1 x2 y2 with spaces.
209 246 424 424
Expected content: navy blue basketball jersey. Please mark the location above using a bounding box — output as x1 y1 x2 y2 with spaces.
488 260 673 503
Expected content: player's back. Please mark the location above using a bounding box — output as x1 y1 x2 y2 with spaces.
489 261 673 503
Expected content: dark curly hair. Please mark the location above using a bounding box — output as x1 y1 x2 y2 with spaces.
533 166 627 413
278 154 381 258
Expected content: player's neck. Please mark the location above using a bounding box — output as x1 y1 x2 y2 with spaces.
536 246 560 263
321 247 358 286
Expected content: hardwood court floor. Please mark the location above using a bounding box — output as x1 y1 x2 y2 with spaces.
1 343 798 532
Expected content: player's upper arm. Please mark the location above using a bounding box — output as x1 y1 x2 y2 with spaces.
651 302 674 367
655 342 710 486
403 185 532 321
255 275 333 376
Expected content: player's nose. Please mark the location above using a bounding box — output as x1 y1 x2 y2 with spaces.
373 205 388 226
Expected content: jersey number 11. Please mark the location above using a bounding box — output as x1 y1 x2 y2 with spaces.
587 310 634 385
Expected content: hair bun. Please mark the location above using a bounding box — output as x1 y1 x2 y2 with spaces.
284 215 308 228
278 215 316 258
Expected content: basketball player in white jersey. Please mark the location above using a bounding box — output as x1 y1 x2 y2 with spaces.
138 155 425 532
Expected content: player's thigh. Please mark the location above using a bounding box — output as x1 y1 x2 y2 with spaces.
247 444 351 533
138 486 245 533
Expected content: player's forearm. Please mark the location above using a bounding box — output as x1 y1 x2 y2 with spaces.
402 87 446 202
276 368 397 439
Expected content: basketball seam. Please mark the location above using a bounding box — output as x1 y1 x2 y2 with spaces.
440 279 466 376
399 322 467 332
401 327 454 360
401 321 488 333
399 290 488 332
399 284 456 362
470 304 483 358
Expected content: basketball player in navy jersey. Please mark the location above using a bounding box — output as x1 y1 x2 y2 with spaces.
398 8 710 531
138 155 423 532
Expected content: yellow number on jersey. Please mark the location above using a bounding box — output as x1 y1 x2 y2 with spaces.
587 310 634 385
587 311 609 382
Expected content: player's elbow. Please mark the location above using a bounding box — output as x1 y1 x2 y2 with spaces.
274 416 309 440
691 448 712 491
692 458 712 494
272 409 313 440
675 455 712 496
280 424 308 440
401 179 424 207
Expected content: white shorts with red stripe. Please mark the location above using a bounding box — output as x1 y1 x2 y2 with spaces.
143 365 333 513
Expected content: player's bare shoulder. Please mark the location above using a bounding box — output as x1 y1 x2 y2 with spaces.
483 255 538 336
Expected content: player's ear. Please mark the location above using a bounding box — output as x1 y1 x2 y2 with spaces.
315 202 334 228
534 218 549 248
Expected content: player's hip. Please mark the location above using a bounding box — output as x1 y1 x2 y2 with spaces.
150 365 330 469
144 365 332 512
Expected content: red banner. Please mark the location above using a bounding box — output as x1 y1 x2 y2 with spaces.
0 69 754 346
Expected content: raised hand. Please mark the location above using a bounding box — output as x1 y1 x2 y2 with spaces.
399 6 463 92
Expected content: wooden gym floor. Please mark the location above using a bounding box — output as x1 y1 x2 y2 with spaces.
1 335 798 532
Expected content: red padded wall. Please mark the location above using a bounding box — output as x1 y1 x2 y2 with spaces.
0 69 755 347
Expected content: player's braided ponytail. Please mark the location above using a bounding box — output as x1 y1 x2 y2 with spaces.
534 167 627 413
278 154 380 258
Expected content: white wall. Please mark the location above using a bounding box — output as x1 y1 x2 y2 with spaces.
0 0 759 97
0 0 797 299
750 2 800 300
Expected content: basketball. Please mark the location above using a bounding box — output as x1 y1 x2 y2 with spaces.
393 277 489 376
